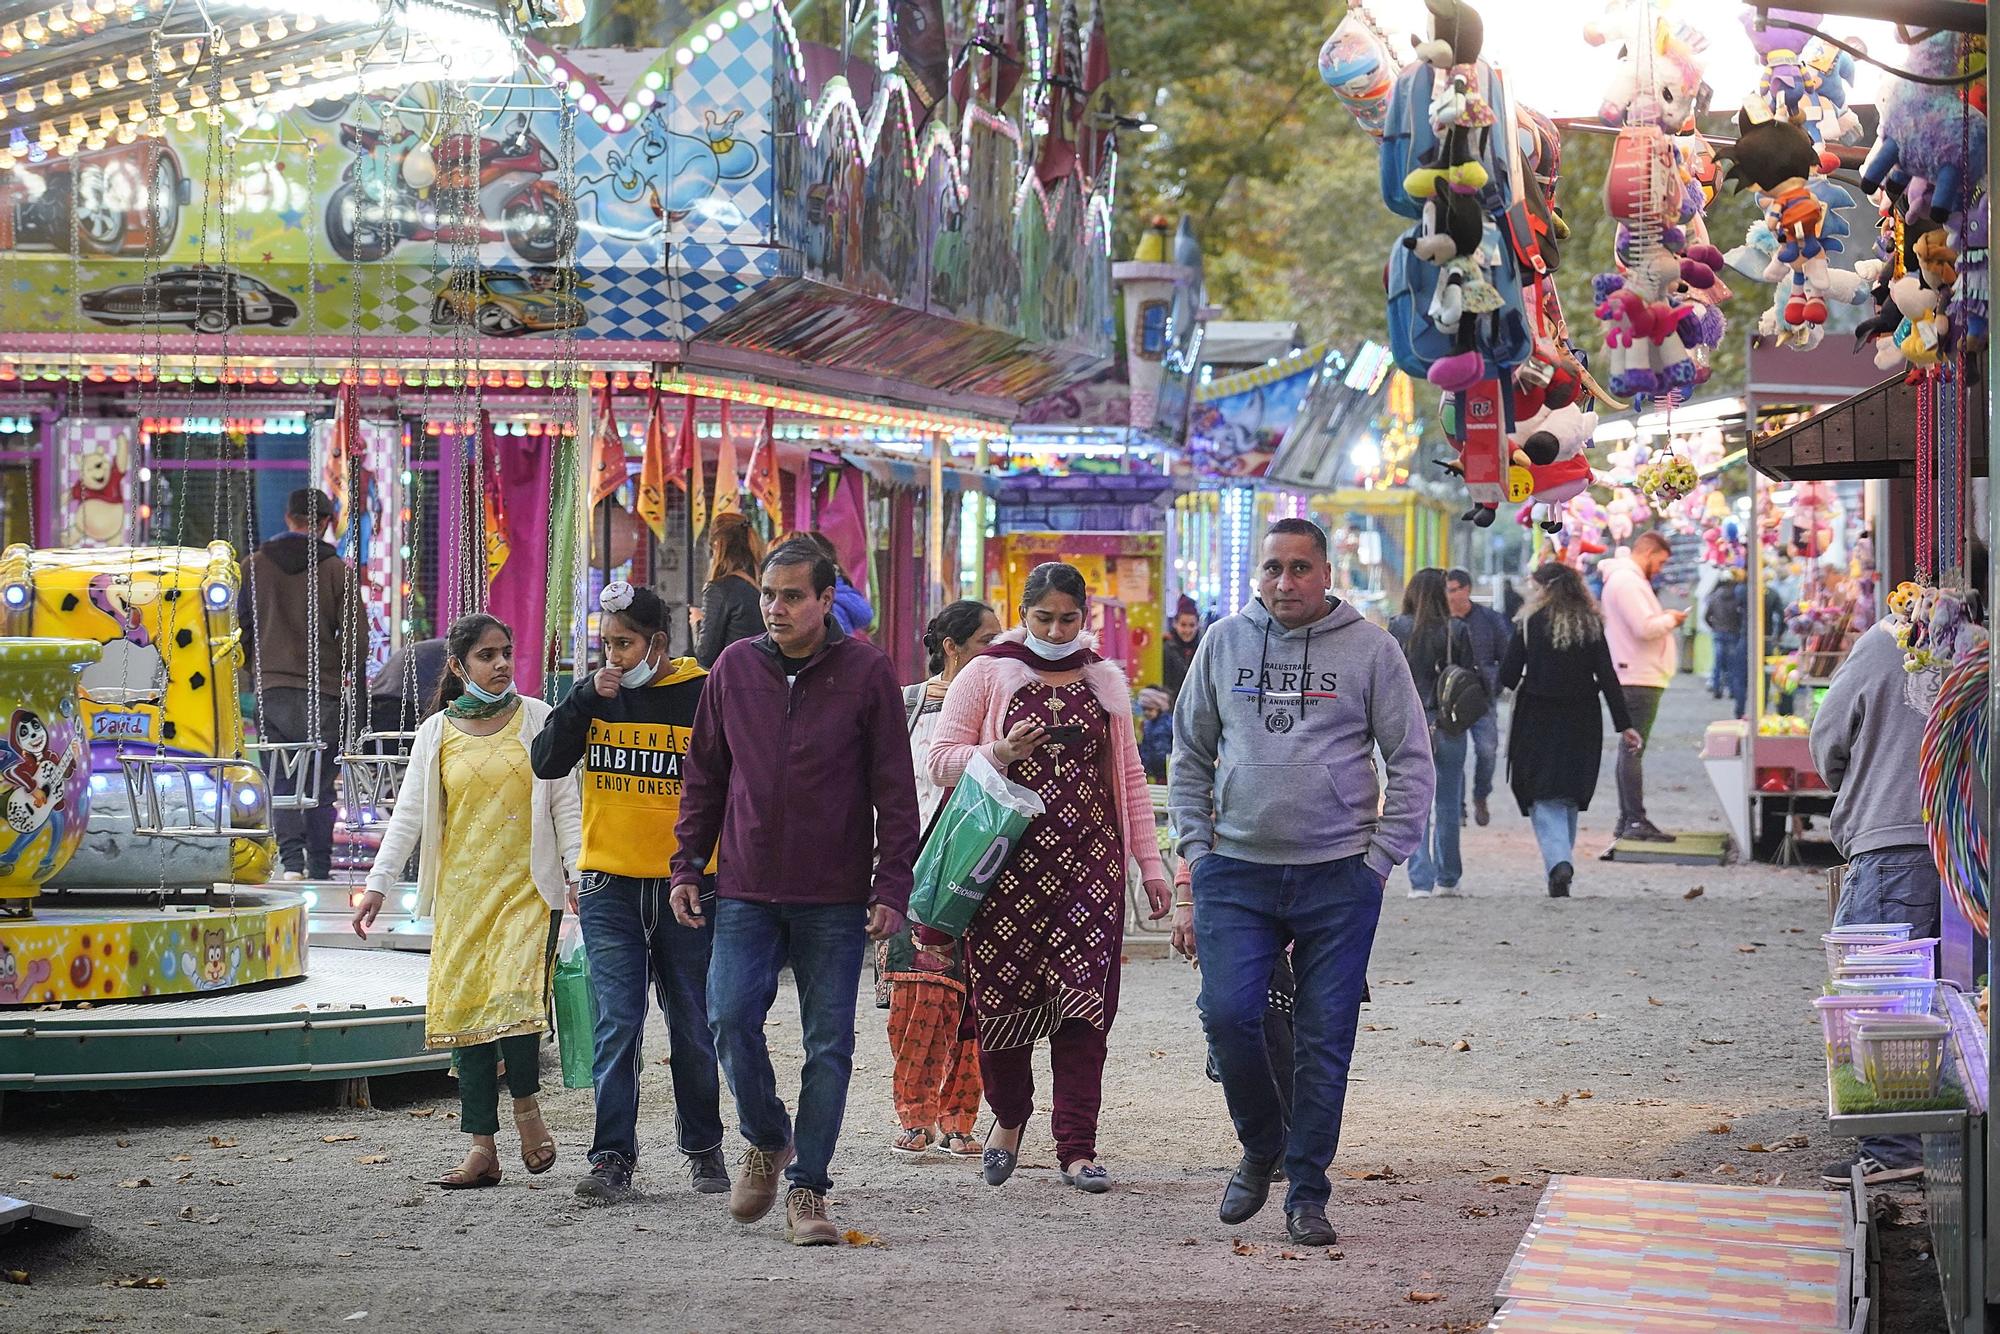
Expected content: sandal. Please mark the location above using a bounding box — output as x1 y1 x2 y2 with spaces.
432 1143 502 1190
513 1098 557 1175
941 1132 981 1158
891 1125 938 1156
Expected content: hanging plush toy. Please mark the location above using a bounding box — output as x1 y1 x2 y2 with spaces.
1952 204 1990 352
1798 37 1864 145
1719 108 1843 328
1890 272 1946 367
1508 402 1598 533
1591 13 1710 134
1402 0 1495 201
1861 27 1989 225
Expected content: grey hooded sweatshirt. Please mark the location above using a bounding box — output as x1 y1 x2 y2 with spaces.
1170 597 1434 877
1809 620 1929 857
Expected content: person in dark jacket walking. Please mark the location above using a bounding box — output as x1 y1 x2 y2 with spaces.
692 513 764 668
1497 563 1642 897
1445 569 1510 826
531 582 726 1206
242 486 363 881
1702 572 1750 719
1162 595 1203 701
1388 569 1476 897
670 538 919 1247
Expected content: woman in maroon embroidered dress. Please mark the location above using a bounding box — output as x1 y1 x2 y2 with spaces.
926 562 1170 1193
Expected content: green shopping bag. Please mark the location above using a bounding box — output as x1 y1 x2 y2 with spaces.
908 751 1045 938
552 920 597 1090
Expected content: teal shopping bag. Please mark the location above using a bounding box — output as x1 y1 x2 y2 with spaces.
552 921 597 1090
908 752 1045 938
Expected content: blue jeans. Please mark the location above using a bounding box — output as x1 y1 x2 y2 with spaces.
576 873 723 1165
1466 710 1498 804
708 897 868 1194
1409 725 1467 891
1531 799 1579 873
1193 851 1384 1211
1713 632 1748 718
1835 845 1943 1171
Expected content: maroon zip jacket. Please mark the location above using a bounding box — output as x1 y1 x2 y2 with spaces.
670 618 919 914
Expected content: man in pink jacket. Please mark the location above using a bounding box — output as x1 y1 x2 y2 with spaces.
1598 532 1686 842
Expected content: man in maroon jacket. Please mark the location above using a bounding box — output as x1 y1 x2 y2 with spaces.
671 538 918 1247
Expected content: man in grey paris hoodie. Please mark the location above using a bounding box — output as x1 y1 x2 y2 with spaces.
1169 517 1433 1246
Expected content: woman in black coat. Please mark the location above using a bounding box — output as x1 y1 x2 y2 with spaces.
692 513 764 668
1388 568 1477 897
1497 562 1643 897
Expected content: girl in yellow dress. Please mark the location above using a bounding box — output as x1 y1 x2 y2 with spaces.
355 614 582 1189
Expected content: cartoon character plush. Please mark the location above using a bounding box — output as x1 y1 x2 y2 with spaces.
1890 272 1946 368
1720 109 1843 328
1509 402 1598 532
1590 12 1710 133
1860 27 1989 225
1402 0 1495 201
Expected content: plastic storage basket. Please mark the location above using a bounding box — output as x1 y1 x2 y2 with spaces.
1833 954 1937 981
1831 976 1938 1011
1823 930 1916 972
1851 1014 1951 1102
1815 995 1906 1064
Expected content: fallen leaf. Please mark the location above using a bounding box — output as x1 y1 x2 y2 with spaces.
1408 1291 1445 1304
1715 1163 1740 1176
321 1134 359 1143
343 1313 368 1322
115 1138 131 1148
50 1171 76 1180
1451 1039 1471 1053
1699 1037 1735 1046
1737 945 1759 954
208 1136 238 1149
212 1178 238 1187
1324 1248 1345 1260
3 1270 27 1285
1744 1143 1769 1153
1340 1167 1395 1181
1665 1169 1686 1179
118 1177 154 1189
1648 997 1665 1006
336 1251 354 1259
1707 1123 1733 1134
201 1214 221 1225
841 1229 885 1248
389 995 412 1005
178 1205 196 1221
168 1154 192 1163
1484 1174 1514 1185
112 1276 168 1289
407 1109 435 1119
357 1154 390 1166
1178 1237 1199 1246
1279 1249 1304 1260
1683 886 1705 900
1231 1239 1257 1256
1574 1089 1594 1099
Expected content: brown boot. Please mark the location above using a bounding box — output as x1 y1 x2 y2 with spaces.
785 1187 838 1246
729 1142 794 1223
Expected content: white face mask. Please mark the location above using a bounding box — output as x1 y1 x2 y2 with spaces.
1023 629 1075 661
619 641 665 690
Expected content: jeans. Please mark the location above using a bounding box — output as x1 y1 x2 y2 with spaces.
1712 632 1748 718
1408 725 1467 892
259 687 339 878
1836 846 1944 1170
1531 799 1579 873
1615 686 1665 830
1194 851 1384 1211
576 874 724 1166
1466 710 1499 804
707 897 868 1194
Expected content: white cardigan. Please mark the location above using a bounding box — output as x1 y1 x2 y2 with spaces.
364 695 583 915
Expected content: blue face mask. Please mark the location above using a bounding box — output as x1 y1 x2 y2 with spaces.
461 676 515 706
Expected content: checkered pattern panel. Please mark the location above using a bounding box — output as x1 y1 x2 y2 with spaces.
664 242 788 338
580 269 677 341
667 8 775 249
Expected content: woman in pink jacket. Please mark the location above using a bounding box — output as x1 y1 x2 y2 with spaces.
927 562 1170 1194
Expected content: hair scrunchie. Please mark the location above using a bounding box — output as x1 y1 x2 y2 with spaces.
599 581 636 614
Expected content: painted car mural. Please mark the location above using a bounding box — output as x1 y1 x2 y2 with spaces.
431 267 586 336
0 140 187 257
80 266 300 333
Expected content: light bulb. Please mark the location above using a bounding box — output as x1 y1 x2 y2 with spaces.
97 106 116 131
21 16 43 43
236 23 256 48
125 97 143 121
0 23 21 51
13 91 32 114
249 71 269 95
174 112 193 131
156 91 176 115
278 63 298 86
155 46 174 73
70 0 90 23
181 40 199 67
114 122 134 143
46 7 69 33
218 77 238 101
295 13 315 32
0 151 11 169
95 0 113 14
187 84 208 108
41 80 59 106
69 72 89 98
66 112 85 137
35 121 54 147
98 65 119 90
265 17 285 40
126 55 144 81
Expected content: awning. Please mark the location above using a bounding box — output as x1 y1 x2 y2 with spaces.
839 451 998 496
1752 359 1989 481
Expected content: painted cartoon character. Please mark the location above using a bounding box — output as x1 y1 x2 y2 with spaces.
197 927 234 989
0 708 74 877
0 940 54 1004
78 571 167 705
65 448 128 545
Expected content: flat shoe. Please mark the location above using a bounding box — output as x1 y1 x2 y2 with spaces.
982 1122 1024 1186
1060 1162 1110 1193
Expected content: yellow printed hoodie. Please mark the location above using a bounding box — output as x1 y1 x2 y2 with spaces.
529 656 709 879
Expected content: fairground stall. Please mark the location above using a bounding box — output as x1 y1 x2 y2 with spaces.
0 0 1124 1096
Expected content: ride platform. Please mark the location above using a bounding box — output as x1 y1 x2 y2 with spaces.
0 887 306 1006
0 946 442 1092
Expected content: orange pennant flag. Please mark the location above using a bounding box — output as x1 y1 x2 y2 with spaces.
636 386 668 542
711 401 742 520
482 425 510 584
688 406 709 538
589 384 626 506
746 406 783 526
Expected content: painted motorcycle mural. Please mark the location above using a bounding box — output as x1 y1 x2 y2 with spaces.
327 113 578 265
0 140 187 257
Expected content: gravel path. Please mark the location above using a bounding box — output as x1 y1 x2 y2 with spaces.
0 679 1948 1332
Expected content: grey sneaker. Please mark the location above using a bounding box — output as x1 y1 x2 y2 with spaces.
575 1154 634 1204
687 1147 730 1195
